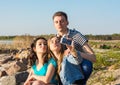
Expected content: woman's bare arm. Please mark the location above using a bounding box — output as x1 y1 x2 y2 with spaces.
31 64 56 84
24 69 34 85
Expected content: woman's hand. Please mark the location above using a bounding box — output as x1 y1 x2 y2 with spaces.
24 74 35 85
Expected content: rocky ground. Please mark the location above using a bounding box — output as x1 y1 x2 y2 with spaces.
0 49 30 85
87 67 120 85
87 48 120 85
0 49 120 85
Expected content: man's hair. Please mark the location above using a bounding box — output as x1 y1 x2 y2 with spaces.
52 11 68 21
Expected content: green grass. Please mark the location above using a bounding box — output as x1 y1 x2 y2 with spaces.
93 50 120 71
87 40 120 84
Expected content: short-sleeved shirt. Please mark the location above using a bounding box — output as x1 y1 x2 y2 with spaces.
68 29 88 51
32 58 58 84
57 28 88 52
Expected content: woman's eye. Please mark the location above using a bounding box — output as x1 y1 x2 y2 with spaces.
44 43 47 45
39 44 42 45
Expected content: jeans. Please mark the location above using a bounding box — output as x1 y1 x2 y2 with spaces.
80 59 93 85
58 59 93 85
59 55 84 85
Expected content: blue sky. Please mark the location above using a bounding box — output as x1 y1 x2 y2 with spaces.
0 0 120 36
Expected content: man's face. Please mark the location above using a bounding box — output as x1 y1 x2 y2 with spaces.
53 16 68 32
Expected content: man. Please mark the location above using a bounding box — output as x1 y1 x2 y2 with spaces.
52 11 96 84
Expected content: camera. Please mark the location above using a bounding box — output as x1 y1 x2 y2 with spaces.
60 36 72 45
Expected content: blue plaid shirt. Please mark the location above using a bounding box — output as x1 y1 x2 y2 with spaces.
57 28 88 85
57 28 88 52
67 29 88 52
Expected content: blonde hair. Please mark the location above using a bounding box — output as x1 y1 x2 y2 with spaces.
47 35 64 73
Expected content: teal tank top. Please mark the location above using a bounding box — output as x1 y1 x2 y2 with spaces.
32 58 58 84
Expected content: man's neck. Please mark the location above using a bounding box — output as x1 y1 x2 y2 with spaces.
58 28 68 36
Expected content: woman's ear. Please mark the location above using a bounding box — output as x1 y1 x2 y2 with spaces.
33 47 36 52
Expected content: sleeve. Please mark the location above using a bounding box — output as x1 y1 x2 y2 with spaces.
74 51 83 64
48 58 57 68
67 52 82 65
73 33 88 46
32 64 36 71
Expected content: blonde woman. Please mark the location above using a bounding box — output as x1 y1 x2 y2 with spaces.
48 36 84 85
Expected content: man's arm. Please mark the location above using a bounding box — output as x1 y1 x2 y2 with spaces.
81 42 96 62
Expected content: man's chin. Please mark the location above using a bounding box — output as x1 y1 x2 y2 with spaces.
57 28 62 32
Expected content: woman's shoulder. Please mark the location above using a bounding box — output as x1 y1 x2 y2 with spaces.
49 57 56 61
48 57 57 67
31 63 37 72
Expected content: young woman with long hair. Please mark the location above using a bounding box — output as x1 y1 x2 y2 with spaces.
48 36 84 85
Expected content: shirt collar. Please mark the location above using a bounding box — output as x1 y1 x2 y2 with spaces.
67 28 70 35
57 28 70 37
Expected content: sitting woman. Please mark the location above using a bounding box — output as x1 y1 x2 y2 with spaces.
48 36 84 85
24 37 58 85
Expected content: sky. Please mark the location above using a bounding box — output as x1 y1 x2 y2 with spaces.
0 0 120 36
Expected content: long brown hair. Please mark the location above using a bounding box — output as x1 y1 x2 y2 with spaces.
47 35 65 73
29 37 51 66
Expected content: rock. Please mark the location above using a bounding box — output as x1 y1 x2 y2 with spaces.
0 49 31 85
15 71 29 85
0 76 16 85
6 61 27 75
0 70 7 77
0 71 29 85
15 48 31 59
1 56 14 64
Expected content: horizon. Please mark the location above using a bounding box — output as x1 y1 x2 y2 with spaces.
0 33 120 36
0 0 120 36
